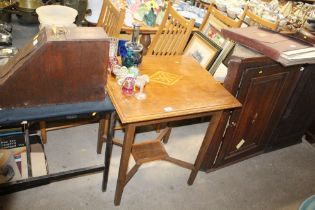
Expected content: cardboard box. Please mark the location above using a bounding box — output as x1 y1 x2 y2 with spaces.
0 134 48 181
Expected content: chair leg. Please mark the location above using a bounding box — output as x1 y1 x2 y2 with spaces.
39 121 47 144
97 113 110 154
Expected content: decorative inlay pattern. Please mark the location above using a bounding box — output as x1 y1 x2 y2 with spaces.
150 71 182 86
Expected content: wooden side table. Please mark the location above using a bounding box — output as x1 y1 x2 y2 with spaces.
105 56 241 205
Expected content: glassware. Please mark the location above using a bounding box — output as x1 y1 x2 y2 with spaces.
122 75 135 96
108 56 119 73
122 49 136 68
122 23 143 67
109 37 119 57
114 66 129 85
143 7 157 26
134 75 149 100
108 37 119 72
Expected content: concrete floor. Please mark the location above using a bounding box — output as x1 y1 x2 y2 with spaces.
0 122 315 210
3 14 314 210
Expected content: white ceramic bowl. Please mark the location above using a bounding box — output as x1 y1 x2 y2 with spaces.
262 14 277 23
227 7 243 19
215 0 227 12
36 5 78 26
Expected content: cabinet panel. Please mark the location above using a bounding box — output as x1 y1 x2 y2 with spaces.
213 64 299 167
306 119 315 143
267 66 315 149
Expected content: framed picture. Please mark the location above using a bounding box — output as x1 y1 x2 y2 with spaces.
208 40 235 75
184 31 222 70
200 15 227 47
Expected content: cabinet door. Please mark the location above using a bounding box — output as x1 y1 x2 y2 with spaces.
267 66 315 149
213 64 299 167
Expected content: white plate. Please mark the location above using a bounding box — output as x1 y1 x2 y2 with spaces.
178 11 198 20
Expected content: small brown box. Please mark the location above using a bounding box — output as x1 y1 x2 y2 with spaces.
0 27 109 109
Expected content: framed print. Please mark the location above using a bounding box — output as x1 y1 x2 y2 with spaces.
208 40 235 75
200 16 227 47
184 31 222 70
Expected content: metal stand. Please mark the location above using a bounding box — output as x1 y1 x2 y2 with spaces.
0 111 115 195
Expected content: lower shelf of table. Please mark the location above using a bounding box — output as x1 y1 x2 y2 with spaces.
131 140 194 170
132 141 168 164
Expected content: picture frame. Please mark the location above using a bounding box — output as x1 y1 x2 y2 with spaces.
200 15 227 47
184 31 222 70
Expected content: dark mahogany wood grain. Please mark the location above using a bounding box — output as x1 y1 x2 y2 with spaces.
0 27 109 109
267 65 315 149
201 45 314 170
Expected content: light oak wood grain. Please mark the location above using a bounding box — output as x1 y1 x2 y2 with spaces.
147 4 195 56
107 56 241 124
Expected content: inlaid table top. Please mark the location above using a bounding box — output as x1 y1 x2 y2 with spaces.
106 55 241 124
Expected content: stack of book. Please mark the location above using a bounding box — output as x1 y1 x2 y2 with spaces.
221 26 315 66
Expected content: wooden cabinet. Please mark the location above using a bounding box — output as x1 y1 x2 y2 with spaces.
306 120 315 143
201 45 315 171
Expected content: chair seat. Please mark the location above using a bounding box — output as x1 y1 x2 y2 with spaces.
0 97 115 125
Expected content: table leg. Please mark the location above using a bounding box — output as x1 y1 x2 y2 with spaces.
140 34 151 55
102 112 116 192
39 121 47 144
97 113 110 154
187 111 223 185
114 123 136 206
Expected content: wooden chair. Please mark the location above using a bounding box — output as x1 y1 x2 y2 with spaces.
96 0 126 37
199 4 246 31
243 6 279 31
146 4 195 56
195 0 210 9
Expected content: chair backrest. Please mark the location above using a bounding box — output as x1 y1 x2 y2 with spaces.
199 4 245 30
146 4 195 56
243 6 279 31
195 0 210 9
96 0 126 38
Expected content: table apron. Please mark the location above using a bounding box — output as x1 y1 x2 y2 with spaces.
121 110 222 127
